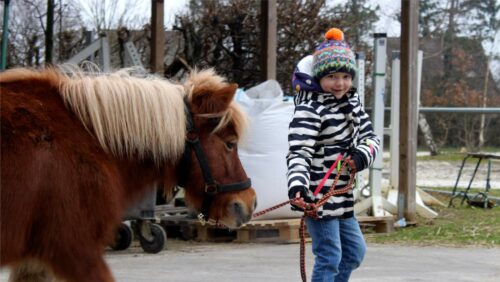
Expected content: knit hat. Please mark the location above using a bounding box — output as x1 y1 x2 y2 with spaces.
312 28 357 80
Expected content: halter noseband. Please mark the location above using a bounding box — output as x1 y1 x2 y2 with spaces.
177 98 252 222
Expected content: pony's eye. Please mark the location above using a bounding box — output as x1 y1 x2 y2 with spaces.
225 141 236 150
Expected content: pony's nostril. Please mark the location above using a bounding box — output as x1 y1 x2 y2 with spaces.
232 201 251 223
233 202 244 215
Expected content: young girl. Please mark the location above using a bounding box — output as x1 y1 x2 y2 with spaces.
287 28 380 282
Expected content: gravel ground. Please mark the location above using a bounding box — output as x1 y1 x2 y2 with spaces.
415 159 500 189
375 151 500 189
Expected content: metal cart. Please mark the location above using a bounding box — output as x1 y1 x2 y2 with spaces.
110 186 167 254
448 152 499 208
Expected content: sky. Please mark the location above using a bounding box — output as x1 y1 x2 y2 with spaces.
164 0 188 27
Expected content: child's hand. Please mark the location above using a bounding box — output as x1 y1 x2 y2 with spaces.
347 158 357 173
288 187 306 199
290 191 307 210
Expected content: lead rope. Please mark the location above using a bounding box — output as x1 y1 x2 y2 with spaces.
252 156 355 282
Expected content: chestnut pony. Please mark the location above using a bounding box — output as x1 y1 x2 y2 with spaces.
0 67 256 281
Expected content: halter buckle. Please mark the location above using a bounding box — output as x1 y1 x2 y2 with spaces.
197 213 207 226
205 183 218 194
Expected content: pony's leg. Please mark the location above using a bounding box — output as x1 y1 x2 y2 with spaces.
8 260 57 282
48 253 114 282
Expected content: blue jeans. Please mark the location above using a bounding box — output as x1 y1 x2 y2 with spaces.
305 216 366 282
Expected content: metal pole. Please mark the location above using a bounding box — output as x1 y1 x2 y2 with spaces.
368 107 500 114
460 158 482 205
99 36 110 72
417 50 423 109
355 52 366 107
1 0 11 70
369 33 387 217
390 51 400 191
354 52 366 193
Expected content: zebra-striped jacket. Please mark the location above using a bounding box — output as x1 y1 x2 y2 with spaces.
286 81 380 219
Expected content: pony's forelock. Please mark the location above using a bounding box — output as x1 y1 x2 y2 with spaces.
184 68 226 95
185 68 247 139
197 103 248 139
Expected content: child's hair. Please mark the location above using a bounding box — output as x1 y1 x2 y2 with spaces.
312 28 357 80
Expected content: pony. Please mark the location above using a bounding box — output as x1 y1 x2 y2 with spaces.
0 66 257 281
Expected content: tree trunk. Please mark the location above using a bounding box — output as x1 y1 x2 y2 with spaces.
45 0 54 65
418 110 439 155
478 58 490 149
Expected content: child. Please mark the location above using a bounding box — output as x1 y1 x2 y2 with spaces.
287 28 380 282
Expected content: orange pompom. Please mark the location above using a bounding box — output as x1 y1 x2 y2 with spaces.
324 28 344 41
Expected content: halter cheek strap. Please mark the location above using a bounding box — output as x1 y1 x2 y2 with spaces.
177 98 251 221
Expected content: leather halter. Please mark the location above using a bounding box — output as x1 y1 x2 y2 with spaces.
177 98 252 221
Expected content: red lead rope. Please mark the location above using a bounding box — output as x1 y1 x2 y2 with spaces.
252 156 355 282
313 154 344 196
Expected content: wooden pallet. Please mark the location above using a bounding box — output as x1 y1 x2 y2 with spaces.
155 204 189 217
160 217 309 243
160 216 236 242
161 215 394 243
357 216 395 233
235 219 310 244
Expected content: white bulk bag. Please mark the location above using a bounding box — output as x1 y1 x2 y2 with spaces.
236 80 299 220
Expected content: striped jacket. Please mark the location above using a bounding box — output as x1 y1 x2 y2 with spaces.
287 61 380 219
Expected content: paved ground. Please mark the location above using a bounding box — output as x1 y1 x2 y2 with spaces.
2 241 499 281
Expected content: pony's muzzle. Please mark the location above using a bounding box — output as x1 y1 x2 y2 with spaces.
230 200 253 227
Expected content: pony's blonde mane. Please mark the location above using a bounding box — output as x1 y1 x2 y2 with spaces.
57 67 186 163
0 67 247 163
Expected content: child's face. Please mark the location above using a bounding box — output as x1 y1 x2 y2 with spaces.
319 72 353 99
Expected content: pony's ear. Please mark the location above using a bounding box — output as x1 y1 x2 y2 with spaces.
191 83 238 114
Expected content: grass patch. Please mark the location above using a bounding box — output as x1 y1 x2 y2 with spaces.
416 147 500 162
365 193 500 247
421 186 500 197
417 152 465 162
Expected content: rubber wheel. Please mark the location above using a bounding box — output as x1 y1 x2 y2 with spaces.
111 223 133 251
139 223 167 254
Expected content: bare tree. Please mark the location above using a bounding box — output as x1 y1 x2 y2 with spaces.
173 0 378 90
4 0 85 67
6 0 46 67
460 0 500 149
77 0 149 33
